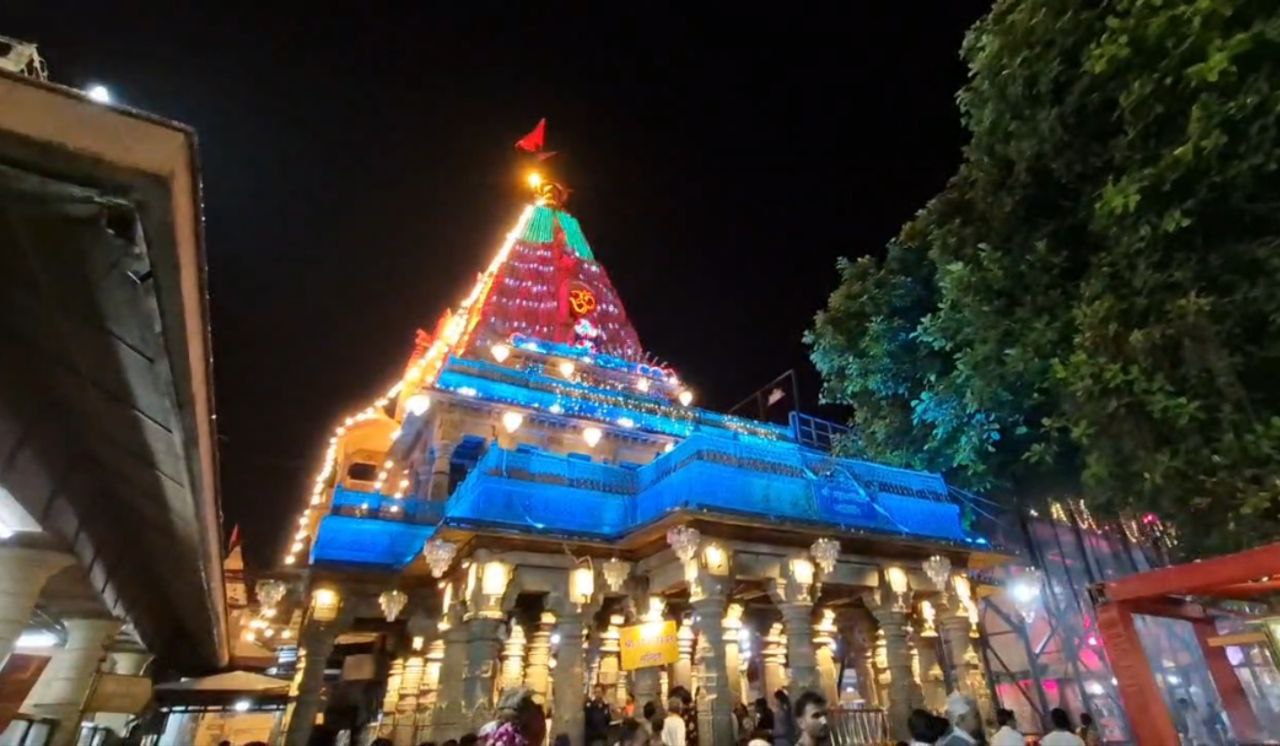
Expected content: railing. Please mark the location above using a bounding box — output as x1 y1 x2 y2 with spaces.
830 707 890 745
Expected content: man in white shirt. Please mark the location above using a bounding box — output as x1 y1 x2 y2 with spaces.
661 698 686 746
990 708 1024 746
937 692 982 745
1040 708 1085 746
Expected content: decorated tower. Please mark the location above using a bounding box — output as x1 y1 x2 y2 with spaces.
258 124 1008 746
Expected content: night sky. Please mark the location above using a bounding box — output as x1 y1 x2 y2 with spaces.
7 4 990 567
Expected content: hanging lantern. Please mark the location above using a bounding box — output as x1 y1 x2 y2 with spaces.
423 538 458 578
678 389 694 407
582 426 603 448
1008 567 1043 624
810 537 840 574
666 525 701 562
923 554 952 590
885 566 910 611
406 393 431 416
602 557 631 592
501 410 524 433
255 579 287 609
491 343 511 363
919 600 939 637
569 565 595 607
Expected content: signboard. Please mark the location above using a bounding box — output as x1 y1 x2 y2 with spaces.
82 673 152 714
620 621 678 671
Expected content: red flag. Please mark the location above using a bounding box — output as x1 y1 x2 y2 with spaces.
515 118 546 152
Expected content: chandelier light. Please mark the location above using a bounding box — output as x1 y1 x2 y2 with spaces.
255 579 287 609
923 554 952 590
602 557 631 592
666 525 702 562
379 589 408 622
423 538 458 578
810 537 840 574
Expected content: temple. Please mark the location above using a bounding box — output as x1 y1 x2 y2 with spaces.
254 141 1020 746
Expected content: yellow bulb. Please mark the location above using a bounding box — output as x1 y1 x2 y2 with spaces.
291 541 304 553
502 410 524 434
491 343 511 363
582 426 603 448
678 390 694 407
528 172 543 188
284 555 296 565
558 361 576 378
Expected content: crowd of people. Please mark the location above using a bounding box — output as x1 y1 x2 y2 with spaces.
340 687 1109 746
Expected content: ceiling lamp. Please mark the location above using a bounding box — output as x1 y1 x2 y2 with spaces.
678 390 694 407
501 411 524 433
558 361 576 378
636 377 651 392
582 426 603 448
923 554 952 590
379 589 409 622
406 393 431 416
423 538 458 578
665 525 701 562
602 557 631 592
810 537 840 574
569 565 595 607
255 579 287 609
491 343 511 363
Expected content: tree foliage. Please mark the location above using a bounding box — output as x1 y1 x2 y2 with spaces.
807 0 1280 556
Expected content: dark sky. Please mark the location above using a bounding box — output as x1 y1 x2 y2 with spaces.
7 4 990 567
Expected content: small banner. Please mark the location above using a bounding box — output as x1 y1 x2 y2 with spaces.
620 620 679 671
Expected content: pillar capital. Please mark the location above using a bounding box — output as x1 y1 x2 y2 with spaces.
0 547 76 668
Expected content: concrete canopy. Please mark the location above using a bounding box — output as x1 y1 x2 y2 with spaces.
0 71 227 670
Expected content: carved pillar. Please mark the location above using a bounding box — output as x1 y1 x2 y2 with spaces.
915 631 946 712
381 658 405 738
552 610 587 746
812 609 839 705
428 435 457 500
501 622 528 692
525 613 555 705
416 640 445 743
769 557 820 698
598 615 625 708
722 603 744 707
431 610 469 742
394 655 425 746
906 626 925 709
761 622 788 700
691 593 734 746
872 628 890 708
940 613 974 696
463 616 504 727
672 620 694 692
869 605 913 743
284 607 346 746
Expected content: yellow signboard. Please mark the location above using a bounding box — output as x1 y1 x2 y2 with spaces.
620 620 679 671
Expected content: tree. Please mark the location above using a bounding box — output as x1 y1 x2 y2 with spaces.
807 0 1280 556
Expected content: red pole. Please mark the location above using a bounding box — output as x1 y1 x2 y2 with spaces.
1192 618 1262 742
1096 602 1180 746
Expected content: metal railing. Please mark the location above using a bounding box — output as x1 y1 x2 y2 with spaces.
830 707 890 745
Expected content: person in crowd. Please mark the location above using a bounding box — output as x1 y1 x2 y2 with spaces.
681 689 698 746
624 694 636 719
937 693 983 745
906 708 947 745
643 701 661 738
486 688 548 746
442 739 459 746
745 730 772 746
553 735 571 746
792 691 831 746
732 701 751 744
586 685 614 746
989 708 1022 746
770 690 794 746
661 697 686 746
752 697 774 737
1075 712 1100 746
1040 708 1084 746
619 717 650 746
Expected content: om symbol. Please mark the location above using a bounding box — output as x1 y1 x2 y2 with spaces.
568 287 597 317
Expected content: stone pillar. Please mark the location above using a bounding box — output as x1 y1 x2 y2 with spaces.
906 627 925 709
632 664 660 717
22 617 121 746
916 633 946 712
722 604 744 707
849 640 877 706
463 616 504 727
501 622 528 693
284 615 342 746
428 437 457 500
672 620 694 692
812 609 839 705
394 656 425 746
598 615 623 707
431 615 469 742
691 595 734 746
107 650 151 676
869 606 913 743
761 622 787 700
552 611 586 746
0 548 74 668
524 613 555 705
872 628 889 708
940 614 974 696
779 603 818 697
381 658 405 738
417 640 445 743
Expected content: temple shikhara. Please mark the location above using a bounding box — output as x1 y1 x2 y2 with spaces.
227 124 1009 745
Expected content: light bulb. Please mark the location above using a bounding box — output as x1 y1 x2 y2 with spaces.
558 361 576 378
86 84 111 103
502 411 524 433
491 343 511 363
406 393 431 416
678 390 694 406
582 426 603 447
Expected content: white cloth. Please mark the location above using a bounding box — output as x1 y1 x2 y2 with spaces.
938 728 979 745
1040 731 1086 746
991 725 1024 746
661 714 686 746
